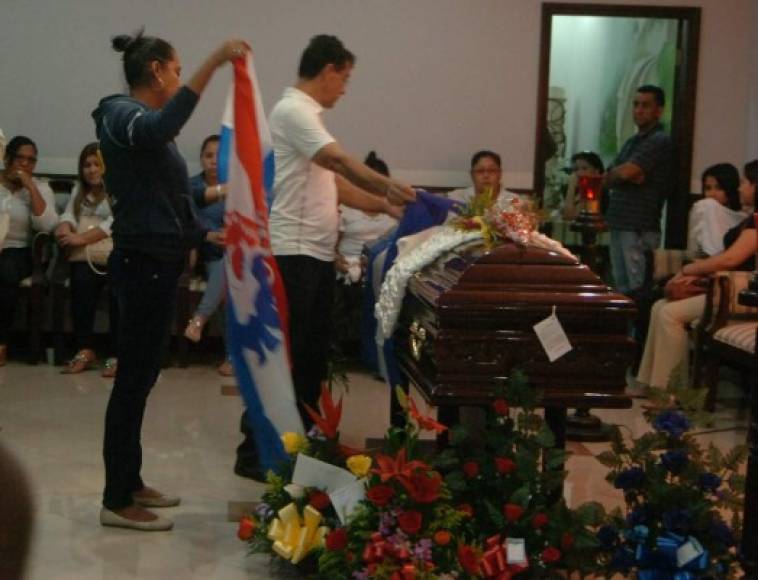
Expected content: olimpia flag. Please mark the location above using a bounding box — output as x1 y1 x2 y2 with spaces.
219 53 303 472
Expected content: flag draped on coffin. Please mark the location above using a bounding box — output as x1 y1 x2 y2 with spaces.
219 54 304 472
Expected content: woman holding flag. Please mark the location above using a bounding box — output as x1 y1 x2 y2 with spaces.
93 29 248 531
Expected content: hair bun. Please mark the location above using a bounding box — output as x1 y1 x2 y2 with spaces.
112 34 135 53
366 151 377 161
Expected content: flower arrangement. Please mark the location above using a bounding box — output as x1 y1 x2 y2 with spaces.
592 368 747 579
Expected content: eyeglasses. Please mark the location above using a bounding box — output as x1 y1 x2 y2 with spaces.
13 154 38 165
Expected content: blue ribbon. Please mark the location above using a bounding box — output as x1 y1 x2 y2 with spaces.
634 533 709 580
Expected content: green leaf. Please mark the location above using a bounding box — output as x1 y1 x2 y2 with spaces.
545 448 569 470
573 528 601 549
595 451 623 469
433 448 460 470
509 485 532 506
449 424 470 446
445 470 467 492
535 421 556 448
575 501 607 527
484 498 506 528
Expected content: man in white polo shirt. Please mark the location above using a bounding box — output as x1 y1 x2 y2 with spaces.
268 34 415 428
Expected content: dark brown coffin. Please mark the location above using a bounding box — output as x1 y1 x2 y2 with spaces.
395 239 636 409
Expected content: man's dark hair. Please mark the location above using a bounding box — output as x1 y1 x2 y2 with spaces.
470 150 501 170
701 163 741 211
364 151 389 177
112 28 175 89
637 84 665 107
570 151 605 173
200 134 220 154
745 159 758 189
298 35 355 80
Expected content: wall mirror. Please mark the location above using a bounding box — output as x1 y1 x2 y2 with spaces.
533 3 701 247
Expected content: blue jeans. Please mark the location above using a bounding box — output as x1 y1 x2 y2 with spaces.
102 249 183 510
196 258 225 318
609 229 661 295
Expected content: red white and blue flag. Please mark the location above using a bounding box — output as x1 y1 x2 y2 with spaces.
219 54 303 471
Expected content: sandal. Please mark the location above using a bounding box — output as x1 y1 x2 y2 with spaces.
183 316 205 343
102 358 118 378
61 349 97 374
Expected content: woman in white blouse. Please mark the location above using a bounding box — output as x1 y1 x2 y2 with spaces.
0 136 58 366
687 163 746 257
55 142 118 375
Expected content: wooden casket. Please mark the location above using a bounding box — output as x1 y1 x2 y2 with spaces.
394 239 636 412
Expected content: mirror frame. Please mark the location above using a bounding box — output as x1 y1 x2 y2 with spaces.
533 3 701 247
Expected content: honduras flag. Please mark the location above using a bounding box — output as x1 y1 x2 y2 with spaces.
219 53 304 473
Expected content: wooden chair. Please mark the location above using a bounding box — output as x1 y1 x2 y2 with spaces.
692 271 758 410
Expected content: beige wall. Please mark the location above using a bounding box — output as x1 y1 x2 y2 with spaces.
0 0 752 189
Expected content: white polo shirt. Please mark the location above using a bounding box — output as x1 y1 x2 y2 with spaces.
269 87 338 261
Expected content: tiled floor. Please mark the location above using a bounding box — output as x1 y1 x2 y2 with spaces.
0 360 748 580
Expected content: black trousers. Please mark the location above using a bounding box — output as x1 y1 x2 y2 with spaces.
0 248 32 345
69 261 118 355
102 249 183 510
275 255 335 429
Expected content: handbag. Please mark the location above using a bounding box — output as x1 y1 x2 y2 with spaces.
68 215 113 273
663 275 708 302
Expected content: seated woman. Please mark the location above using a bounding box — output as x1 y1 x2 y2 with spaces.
636 160 757 389
183 135 232 376
447 150 523 206
56 142 118 375
687 163 746 257
0 136 58 366
562 151 604 220
334 151 398 356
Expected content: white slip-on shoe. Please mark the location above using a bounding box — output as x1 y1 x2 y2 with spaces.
99 508 174 531
132 492 181 508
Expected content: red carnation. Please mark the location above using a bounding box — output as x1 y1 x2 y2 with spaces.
561 532 575 550
402 470 442 504
237 516 256 541
463 461 480 479
542 546 562 563
458 503 474 517
457 544 480 575
366 484 395 507
495 457 517 475
326 528 348 551
532 513 549 529
397 510 423 535
503 503 525 522
308 490 331 511
492 399 510 416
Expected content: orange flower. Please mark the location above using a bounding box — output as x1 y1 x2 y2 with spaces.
237 515 256 541
408 397 448 434
434 530 452 546
372 448 430 485
303 383 343 439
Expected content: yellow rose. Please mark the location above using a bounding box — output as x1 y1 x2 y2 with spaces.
281 432 306 455
346 455 372 478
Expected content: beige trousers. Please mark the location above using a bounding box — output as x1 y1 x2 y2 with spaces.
636 294 706 388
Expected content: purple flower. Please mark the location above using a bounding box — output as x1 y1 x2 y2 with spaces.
661 449 689 474
653 410 691 438
597 525 619 548
413 538 433 561
614 467 646 491
353 571 370 580
699 473 722 492
254 502 274 519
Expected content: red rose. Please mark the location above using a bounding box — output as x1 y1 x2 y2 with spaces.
326 528 348 551
503 503 524 522
457 544 480 575
458 503 474 517
308 490 331 511
495 457 516 475
532 513 549 529
561 532 575 550
463 461 480 479
434 530 452 546
366 484 395 507
397 510 423 535
542 546 562 563
402 470 442 504
492 399 510 416
237 516 256 541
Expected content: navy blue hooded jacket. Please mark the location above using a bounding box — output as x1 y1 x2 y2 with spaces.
92 85 207 261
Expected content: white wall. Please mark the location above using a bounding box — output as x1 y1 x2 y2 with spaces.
0 0 752 189
747 0 758 161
